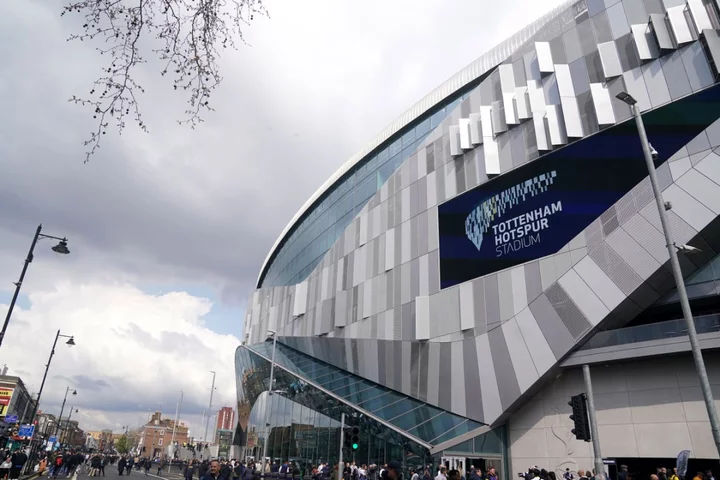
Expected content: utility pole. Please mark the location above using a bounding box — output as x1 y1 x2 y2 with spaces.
337 413 345 480
583 365 605 480
203 371 216 442
54 387 76 436
260 331 278 476
618 91 720 459
171 391 183 446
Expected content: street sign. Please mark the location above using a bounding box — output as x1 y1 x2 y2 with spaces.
4 415 17 424
48 436 57 444
17 424 34 438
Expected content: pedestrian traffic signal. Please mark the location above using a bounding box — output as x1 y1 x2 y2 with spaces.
568 393 591 442
351 427 360 450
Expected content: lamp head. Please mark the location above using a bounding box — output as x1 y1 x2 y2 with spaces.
51 240 70 255
677 244 702 254
615 91 637 105
65 337 76 346
72 390 77 396
649 143 659 160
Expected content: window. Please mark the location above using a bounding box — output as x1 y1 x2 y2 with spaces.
158 438 163 446
389 138 403 157
402 128 416 148
159 429 165 436
377 148 389 164
430 107 446 128
415 118 431 137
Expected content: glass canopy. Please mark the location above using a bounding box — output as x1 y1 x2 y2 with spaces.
245 340 485 447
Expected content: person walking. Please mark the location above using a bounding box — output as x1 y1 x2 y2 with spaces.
185 461 195 480
118 457 127 476
9 449 27 480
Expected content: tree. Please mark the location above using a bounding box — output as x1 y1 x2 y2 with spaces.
115 434 130 454
61 0 267 162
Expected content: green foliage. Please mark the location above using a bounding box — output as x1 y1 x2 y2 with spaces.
116 435 130 454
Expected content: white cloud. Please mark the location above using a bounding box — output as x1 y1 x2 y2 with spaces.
1 282 239 435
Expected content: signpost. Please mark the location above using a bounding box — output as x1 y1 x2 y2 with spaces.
4 415 17 424
46 436 57 451
17 424 34 438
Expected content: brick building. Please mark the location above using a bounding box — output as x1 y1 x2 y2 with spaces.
138 412 189 458
215 406 235 432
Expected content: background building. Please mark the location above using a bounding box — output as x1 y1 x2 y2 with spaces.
138 411 189 458
85 433 98 450
216 406 235 432
0 376 35 425
239 0 720 477
62 420 84 447
37 412 58 438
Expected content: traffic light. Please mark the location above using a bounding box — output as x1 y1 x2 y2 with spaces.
568 393 591 442
350 427 360 451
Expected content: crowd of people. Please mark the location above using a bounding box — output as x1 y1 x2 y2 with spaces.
0 448 27 480
519 465 709 480
4 450 711 480
171 458 411 480
429 465 499 480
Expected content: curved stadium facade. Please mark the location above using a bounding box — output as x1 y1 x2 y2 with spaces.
237 0 720 476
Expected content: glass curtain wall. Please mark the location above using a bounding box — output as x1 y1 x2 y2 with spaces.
657 253 720 304
236 346 431 474
259 92 470 288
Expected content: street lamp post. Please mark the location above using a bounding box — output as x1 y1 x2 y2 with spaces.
171 390 183 453
0 224 70 349
203 371 216 442
617 91 720 459
54 386 77 436
28 330 75 425
60 407 78 445
260 330 277 476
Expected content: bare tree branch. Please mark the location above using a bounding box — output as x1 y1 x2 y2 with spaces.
61 0 267 162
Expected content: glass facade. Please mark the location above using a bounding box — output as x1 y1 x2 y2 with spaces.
235 341 504 474
580 312 720 350
245 341 484 445
259 93 470 288
656 253 720 304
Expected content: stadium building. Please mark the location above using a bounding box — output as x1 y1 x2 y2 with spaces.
236 0 720 477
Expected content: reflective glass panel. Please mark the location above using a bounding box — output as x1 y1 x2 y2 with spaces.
246 340 488 450
389 404 443 431
431 420 479 444
402 128 416 148
258 87 462 288
357 391 404 411
406 412 465 442
371 398 422 420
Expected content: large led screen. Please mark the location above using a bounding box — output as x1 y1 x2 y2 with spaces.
438 155 649 288
438 79 720 289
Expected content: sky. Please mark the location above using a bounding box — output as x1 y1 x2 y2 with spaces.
0 0 567 436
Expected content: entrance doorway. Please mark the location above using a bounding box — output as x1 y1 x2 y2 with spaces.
440 455 503 480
